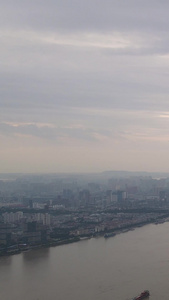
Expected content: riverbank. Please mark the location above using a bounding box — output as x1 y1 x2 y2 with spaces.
0 237 81 256
1 218 167 257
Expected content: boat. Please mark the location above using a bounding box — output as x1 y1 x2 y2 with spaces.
133 290 150 300
121 229 129 233
80 237 91 240
104 232 116 238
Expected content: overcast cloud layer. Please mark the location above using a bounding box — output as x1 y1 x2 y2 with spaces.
1 0 169 173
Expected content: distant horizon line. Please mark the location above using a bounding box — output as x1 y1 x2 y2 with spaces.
0 170 169 175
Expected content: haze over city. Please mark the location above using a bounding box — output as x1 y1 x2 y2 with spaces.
1 1 169 173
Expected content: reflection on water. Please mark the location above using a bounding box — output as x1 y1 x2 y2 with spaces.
22 248 49 264
0 223 169 300
0 255 12 266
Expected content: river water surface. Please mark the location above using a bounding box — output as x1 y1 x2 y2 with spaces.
0 222 169 300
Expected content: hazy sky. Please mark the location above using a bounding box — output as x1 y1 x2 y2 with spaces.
1 0 169 173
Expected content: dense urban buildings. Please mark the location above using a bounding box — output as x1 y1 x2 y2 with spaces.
1 171 169 255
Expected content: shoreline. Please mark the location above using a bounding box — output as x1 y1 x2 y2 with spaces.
0 219 167 257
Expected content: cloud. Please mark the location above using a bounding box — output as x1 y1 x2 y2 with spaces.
1 106 169 144
1 0 169 172
1 0 169 34
0 122 110 143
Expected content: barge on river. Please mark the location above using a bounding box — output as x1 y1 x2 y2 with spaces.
133 290 150 300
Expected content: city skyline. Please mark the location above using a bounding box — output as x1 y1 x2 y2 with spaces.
1 1 169 173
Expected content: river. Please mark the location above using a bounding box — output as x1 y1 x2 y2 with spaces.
0 222 169 300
